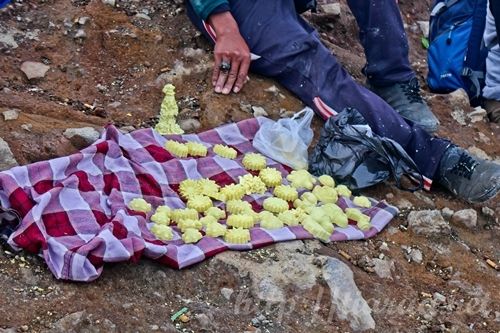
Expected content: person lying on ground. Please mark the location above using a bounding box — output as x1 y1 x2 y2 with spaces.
186 0 500 203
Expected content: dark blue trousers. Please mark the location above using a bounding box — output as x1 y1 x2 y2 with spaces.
187 0 450 187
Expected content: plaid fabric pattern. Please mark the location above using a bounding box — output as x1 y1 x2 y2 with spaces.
0 118 398 281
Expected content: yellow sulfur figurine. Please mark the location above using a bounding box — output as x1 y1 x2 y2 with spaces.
199 215 217 226
300 192 318 206
309 206 330 224
259 211 275 220
227 214 255 229
226 200 253 215
186 195 213 213
213 144 238 159
312 185 338 204
318 175 335 187
178 219 203 232
242 153 267 171
238 174 267 195
186 141 208 157
260 214 284 230
182 228 203 244
220 184 246 201
335 184 352 197
205 206 226 220
151 206 171 225
318 219 334 234
263 197 289 214
259 167 283 187
155 84 184 135
179 179 202 200
278 210 300 226
293 199 313 213
224 228 251 244
128 198 152 213
198 179 220 197
345 208 371 230
302 217 331 242
322 203 348 228
150 224 174 241
171 208 199 223
205 221 227 238
353 196 372 208
273 185 299 202
165 140 189 158
286 170 316 190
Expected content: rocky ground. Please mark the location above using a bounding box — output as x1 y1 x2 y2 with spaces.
0 0 499 332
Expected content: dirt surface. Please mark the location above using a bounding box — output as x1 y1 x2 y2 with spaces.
0 0 499 332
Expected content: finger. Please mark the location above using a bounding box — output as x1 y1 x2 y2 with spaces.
222 59 240 94
215 59 230 94
212 53 222 87
233 56 250 93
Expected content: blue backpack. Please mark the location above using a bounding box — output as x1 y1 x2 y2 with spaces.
427 0 488 106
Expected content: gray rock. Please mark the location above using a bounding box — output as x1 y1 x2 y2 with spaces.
0 328 17 333
252 106 268 117
135 13 151 20
21 123 33 131
220 287 234 300
257 277 285 303
63 127 100 149
179 118 201 132
408 248 423 264
2 109 19 121
433 292 447 305
194 313 211 329
481 206 495 218
451 209 477 229
264 85 280 94
108 101 122 109
448 88 470 110
468 106 487 123
371 258 394 279
321 3 341 16
20 61 50 80
74 29 86 39
0 137 18 171
407 210 451 236
102 0 115 6
322 257 375 331
417 20 430 38
441 207 454 220
240 102 252 113
77 17 90 25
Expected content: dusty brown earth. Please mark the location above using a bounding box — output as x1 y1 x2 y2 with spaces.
0 0 499 332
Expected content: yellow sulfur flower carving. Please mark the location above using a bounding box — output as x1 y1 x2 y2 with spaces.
353 196 372 208
128 198 152 213
186 195 213 213
205 221 227 238
165 140 189 158
260 214 284 230
286 170 316 190
263 197 289 214
226 200 253 215
335 184 352 197
259 168 283 187
227 214 255 229
322 203 348 228
151 206 171 225
182 228 203 244
213 144 238 159
242 153 267 171
205 206 226 220
318 175 335 187
171 208 199 223
224 228 251 244
312 185 338 204
273 185 298 202
178 219 203 232
278 210 300 226
186 141 208 157
220 184 246 201
238 174 267 195
150 224 174 241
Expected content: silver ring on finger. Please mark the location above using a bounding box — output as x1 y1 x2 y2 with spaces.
219 61 231 73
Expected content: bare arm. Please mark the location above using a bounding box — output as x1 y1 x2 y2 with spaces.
207 11 251 94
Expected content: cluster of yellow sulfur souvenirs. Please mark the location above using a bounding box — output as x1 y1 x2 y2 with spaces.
128 151 374 244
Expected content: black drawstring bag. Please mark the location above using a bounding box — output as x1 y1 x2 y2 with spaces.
309 108 424 191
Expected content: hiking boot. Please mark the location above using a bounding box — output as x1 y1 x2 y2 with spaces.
484 98 500 123
369 77 440 133
437 145 500 203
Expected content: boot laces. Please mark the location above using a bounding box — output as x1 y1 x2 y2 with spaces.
449 153 479 180
400 78 424 104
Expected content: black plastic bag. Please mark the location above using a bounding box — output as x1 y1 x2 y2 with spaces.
309 108 424 191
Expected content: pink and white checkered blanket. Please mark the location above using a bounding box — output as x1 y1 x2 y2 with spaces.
0 118 398 281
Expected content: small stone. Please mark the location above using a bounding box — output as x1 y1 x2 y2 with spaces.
102 0 115 6
385 193 394 200
2 109 19 121
321 3 341 16
135 13 151 20
240 102 252 113
451 209 477 229
63 127 100 149
476 132 490 144
448 88 470 110
108 101 122 109
20 326 28 332
179 314 190 323
0 137 18 171
468 106 487 122
467 146 491 160
150 324 159 331
20 61 50 80
409 248 423 264
371 258 394 279
481 206 495 218
264 85 279 94
77 16 90 25
407 210 451 236
220 287 234 300
194 314 210 328
179 118 201 132
21 123 33 132
417 21 430 37
379 242 389 252
74 29 86 39
433 292 447 305
252 106 268 117
441 207 454 220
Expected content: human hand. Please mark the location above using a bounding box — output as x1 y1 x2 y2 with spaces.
208 12 251 94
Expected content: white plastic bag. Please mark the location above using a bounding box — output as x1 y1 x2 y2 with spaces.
253 108 314 170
